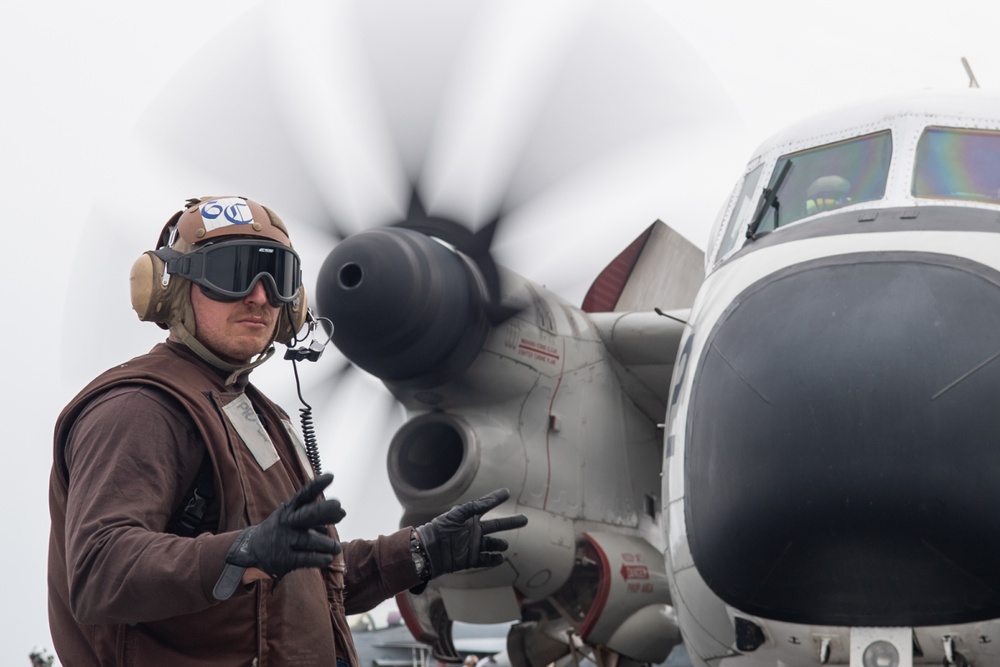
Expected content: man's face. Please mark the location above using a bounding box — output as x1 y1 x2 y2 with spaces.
190 281 281 364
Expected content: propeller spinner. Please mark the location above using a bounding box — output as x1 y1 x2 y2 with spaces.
316 195 516 388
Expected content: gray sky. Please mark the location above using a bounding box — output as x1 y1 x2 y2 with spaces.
3 0 999 662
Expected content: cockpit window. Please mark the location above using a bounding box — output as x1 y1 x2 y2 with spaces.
913 127 1000 203
715 164 764 262
752 130 892 235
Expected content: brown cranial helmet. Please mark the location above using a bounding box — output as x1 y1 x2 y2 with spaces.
130 196 309 373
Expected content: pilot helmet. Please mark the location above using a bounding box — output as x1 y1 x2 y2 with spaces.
806 175 851 215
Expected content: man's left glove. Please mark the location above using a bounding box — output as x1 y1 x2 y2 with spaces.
213 473 346 600
414 488 528 580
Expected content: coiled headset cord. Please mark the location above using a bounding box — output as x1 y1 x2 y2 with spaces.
291 359 323 476
284 313 332 478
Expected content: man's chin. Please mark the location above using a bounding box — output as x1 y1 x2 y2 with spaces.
212 339 273 366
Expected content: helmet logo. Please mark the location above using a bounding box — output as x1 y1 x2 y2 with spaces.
200 197 254 229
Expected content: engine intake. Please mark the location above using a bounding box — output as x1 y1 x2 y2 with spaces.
388 413 479 518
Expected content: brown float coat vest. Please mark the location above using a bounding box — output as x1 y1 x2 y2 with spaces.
49 343 417 666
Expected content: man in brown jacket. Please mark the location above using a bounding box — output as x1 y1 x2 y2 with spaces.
48 196 527 667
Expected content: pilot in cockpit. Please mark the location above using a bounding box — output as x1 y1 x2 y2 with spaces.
805 175 852 216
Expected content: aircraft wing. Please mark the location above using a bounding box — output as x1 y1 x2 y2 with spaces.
584 221 703 422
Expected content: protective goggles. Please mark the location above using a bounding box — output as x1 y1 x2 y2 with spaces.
155 240 301 305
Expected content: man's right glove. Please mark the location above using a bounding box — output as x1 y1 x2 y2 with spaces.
213 473 346 600
414 487 528 579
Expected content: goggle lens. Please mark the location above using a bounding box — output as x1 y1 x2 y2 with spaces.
161 240 301 304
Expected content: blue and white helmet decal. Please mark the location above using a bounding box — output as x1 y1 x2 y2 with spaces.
199 197 255 230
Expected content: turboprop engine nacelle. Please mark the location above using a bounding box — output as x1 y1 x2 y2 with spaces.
315 220 694 666
315 225 493 388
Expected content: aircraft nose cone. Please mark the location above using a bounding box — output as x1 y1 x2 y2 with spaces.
687 252 1000 627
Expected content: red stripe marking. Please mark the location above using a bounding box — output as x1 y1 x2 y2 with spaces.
518 340 560 360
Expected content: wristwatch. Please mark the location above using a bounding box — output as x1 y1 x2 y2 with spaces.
410 529 431 581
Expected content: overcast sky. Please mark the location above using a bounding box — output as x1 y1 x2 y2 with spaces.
3 0 1000 662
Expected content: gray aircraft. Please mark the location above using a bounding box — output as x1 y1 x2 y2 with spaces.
322 88 1000 667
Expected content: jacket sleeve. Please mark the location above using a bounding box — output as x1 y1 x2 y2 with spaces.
341 528 422 615
62 385 240 624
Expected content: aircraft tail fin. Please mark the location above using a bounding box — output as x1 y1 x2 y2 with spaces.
582 221 704 313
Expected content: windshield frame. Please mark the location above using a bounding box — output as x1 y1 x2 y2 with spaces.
749 129 893 237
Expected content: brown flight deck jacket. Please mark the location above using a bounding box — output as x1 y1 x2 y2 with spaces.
49 341 420 666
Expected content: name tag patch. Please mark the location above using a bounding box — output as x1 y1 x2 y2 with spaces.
222 394 279 471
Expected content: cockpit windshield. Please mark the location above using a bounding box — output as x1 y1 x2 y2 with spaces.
712 164 764 262
751 130 892 235
913 127 1000 203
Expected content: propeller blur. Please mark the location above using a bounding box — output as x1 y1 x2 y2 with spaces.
64 0 740 553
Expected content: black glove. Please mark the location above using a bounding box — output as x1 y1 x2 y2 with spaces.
415 488 528 579
213 473 346 600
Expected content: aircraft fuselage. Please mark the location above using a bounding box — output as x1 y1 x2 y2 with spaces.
665 90 1000 666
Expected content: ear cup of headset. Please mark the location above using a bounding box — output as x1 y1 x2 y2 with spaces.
129 250 179 327
131 210 186 327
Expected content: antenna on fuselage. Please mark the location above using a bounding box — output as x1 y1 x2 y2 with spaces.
962 57 980 88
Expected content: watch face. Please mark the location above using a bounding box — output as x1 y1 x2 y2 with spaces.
411 536 430 580
411 552 426 577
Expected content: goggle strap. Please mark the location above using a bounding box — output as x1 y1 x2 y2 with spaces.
152 247 183 265
152 247 184 287
154 248 208 284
